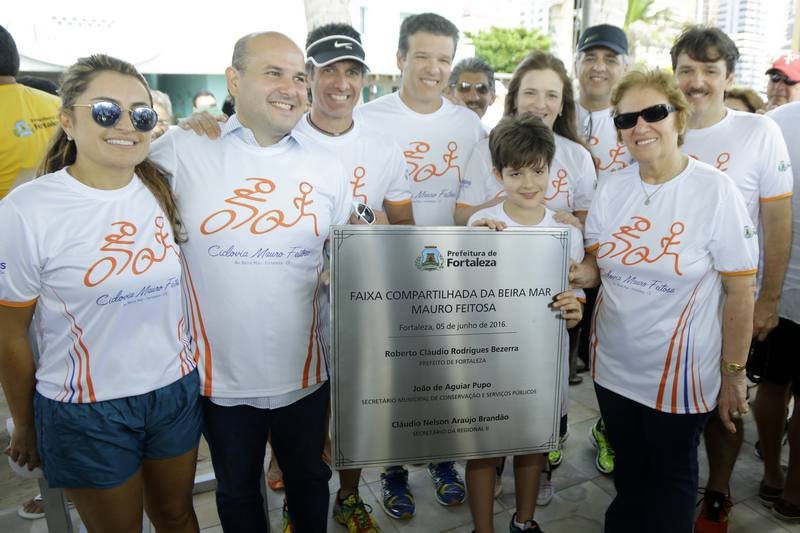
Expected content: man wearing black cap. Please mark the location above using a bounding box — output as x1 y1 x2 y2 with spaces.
574 24 633 181
573 24 631 483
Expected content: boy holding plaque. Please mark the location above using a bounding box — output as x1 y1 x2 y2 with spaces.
466 113 587 533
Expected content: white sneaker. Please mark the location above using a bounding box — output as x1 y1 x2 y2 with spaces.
537 472 553 506
493 470 503 498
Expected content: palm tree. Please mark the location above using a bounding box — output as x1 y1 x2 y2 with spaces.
623 0 672 31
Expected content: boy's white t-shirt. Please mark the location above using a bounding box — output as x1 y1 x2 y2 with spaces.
150 128 351 398
355 92 484 225
0 170 193 403
577 104 634 180
682 108 793 228
457 134 596 213
467 203 584 417
585 158 759 414
293 114 412 211
767 102 800 323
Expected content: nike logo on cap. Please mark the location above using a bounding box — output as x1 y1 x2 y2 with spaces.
334 41 353 49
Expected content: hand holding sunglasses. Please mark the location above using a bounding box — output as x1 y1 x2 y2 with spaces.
613 103 676 130
352 202 376 224
71 101 159 132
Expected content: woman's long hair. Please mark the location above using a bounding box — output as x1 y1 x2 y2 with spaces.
38 54 185 242
504 51 584 147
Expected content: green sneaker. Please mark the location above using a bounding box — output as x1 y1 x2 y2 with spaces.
590 419 615 474
547 448 562 468
333 492 381 532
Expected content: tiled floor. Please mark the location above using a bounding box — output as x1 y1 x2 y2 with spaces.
1 377 799 532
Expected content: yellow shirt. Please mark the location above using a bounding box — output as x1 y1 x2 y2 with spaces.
0 83 61 198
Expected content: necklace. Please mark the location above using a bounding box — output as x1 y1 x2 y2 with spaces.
639 179 667 205
307 114 353 137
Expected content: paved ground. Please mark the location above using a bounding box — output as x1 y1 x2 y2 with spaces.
1 377 799 532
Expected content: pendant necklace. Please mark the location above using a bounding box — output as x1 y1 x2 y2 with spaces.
640 179 667 205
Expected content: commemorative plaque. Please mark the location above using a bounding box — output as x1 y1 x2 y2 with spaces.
330 226 569 469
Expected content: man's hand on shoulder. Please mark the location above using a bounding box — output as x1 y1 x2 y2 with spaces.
179 111 228 139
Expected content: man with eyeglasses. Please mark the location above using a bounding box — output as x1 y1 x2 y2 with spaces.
671 26 794 533
765 53 800 111
446 56 496 121
574 24 634 182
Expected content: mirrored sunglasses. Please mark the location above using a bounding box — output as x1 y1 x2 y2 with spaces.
453 81 490 95
72 101 159 132
352 202 375 224
613 103 676 130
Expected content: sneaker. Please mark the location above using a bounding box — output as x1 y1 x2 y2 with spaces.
773 498 800 522
537 467 553 506
758 480 783 507
333 492 381 532
282 500 294 533
547 448 562 469
428 461 466 506
694 489 732 533
379 466 415 519
509 512 544 532
590 419 615 474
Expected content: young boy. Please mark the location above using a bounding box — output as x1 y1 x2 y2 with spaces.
466 113 587 533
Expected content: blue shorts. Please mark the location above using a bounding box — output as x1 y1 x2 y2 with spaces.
34 370 201 489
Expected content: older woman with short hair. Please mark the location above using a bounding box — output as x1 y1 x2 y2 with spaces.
584 69 758 533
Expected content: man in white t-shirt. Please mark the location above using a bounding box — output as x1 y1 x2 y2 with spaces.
574 24 634 182
150 32 352 533
754 101 800 522
354 12 485 519
671 26 794 533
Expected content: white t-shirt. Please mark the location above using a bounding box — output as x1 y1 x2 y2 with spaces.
683 109 793 228
577 104 634 180
585 158 759 414
150 127 351 398
467 204 584 417
293 114 412 211
355 92 484 225
0 170 193 403
456 134 596 213
767 102 800 323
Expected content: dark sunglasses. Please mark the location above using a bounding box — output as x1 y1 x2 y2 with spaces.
613 104 676 130
72 101 159 132
769 72 799 86
453 81 490 95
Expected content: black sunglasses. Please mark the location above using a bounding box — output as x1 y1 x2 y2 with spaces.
452 81 490 95
769 72 799 86
72 101 159 132
613 104 676 130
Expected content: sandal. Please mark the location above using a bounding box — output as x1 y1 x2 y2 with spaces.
17 494 45 520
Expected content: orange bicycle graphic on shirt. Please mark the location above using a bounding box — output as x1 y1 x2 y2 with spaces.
596 216 685 275
592 141 630 173
689 152 730 172
404 141 462 183
200 177 319 237
544 169 571 208
351 166 368 204
84 216 179 287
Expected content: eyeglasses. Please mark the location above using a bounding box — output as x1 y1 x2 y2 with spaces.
769 72 799 86
613 104 676 130
352 202 375 224
71 101 159 132
452 81 491 95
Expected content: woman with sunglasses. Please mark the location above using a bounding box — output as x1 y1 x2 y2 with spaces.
455 51 596 227
584 69 758 533
0 54 201 532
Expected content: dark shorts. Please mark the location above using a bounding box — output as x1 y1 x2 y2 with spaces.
34 370 201 489
757 318 800 394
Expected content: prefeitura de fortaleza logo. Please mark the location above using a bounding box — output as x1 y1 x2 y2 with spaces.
415 245 444 271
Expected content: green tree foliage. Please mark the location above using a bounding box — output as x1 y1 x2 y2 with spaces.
624 0 673 32
465 26 550 73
